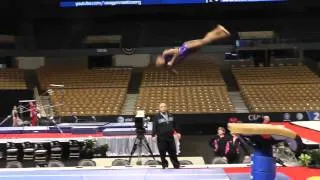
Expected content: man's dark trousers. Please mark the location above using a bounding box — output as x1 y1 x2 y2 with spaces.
157 136 180 168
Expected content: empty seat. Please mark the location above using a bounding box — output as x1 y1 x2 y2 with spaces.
34 144 48 163
137 61 235 114
50 88 127 116
0 69 27 90
6 142 19 161
22 142 35 161
50 141 63 160
232 65 320 113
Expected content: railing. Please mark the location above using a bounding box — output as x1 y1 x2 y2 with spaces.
33 87 49 118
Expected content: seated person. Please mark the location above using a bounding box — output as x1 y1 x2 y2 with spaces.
225 133 241 164
210 127 240 164
228 117 251 163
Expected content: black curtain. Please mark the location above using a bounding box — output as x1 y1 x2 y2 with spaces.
0 56 13 68
88 56 113 69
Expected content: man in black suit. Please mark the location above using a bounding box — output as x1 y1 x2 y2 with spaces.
152 103 181 169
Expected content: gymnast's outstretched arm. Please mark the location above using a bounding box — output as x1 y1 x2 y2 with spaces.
166 54 178 67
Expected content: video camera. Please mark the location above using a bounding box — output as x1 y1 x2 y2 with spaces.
135 110 147 135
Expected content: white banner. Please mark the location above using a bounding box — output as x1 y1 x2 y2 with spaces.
16 57 45 69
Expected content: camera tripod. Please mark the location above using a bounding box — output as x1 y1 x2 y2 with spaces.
128 129 155 164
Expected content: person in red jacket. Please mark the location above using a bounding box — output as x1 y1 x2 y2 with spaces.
29 102 38 126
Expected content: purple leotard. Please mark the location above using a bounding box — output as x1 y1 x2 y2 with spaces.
164 43 197 64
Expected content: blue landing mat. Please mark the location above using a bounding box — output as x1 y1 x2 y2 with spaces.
229 173 291 180
0 168 291 180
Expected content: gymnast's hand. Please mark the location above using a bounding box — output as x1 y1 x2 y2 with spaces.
167 60 174 66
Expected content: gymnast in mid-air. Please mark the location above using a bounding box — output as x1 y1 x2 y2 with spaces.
155 24 231 73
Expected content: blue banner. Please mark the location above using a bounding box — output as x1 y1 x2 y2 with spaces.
60 0 287 7
307 111 320 121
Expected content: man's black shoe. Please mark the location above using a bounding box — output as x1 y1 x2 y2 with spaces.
162 164 168 169
173 165 180 169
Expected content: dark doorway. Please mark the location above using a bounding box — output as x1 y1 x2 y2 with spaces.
88 55 113 69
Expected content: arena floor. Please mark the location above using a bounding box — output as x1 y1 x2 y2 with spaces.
0 166 320 180
0 166 291 180
1 121 320 179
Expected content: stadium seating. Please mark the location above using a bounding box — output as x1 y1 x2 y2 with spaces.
37 67 131 116
141 62 225 87
241 84 320 112
0 69 32 117
233 65 320 112
51 88 127 116
0 69 27 90
232 65 320 86
136 61 235 114
37 67 131 90
136 86 234 114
